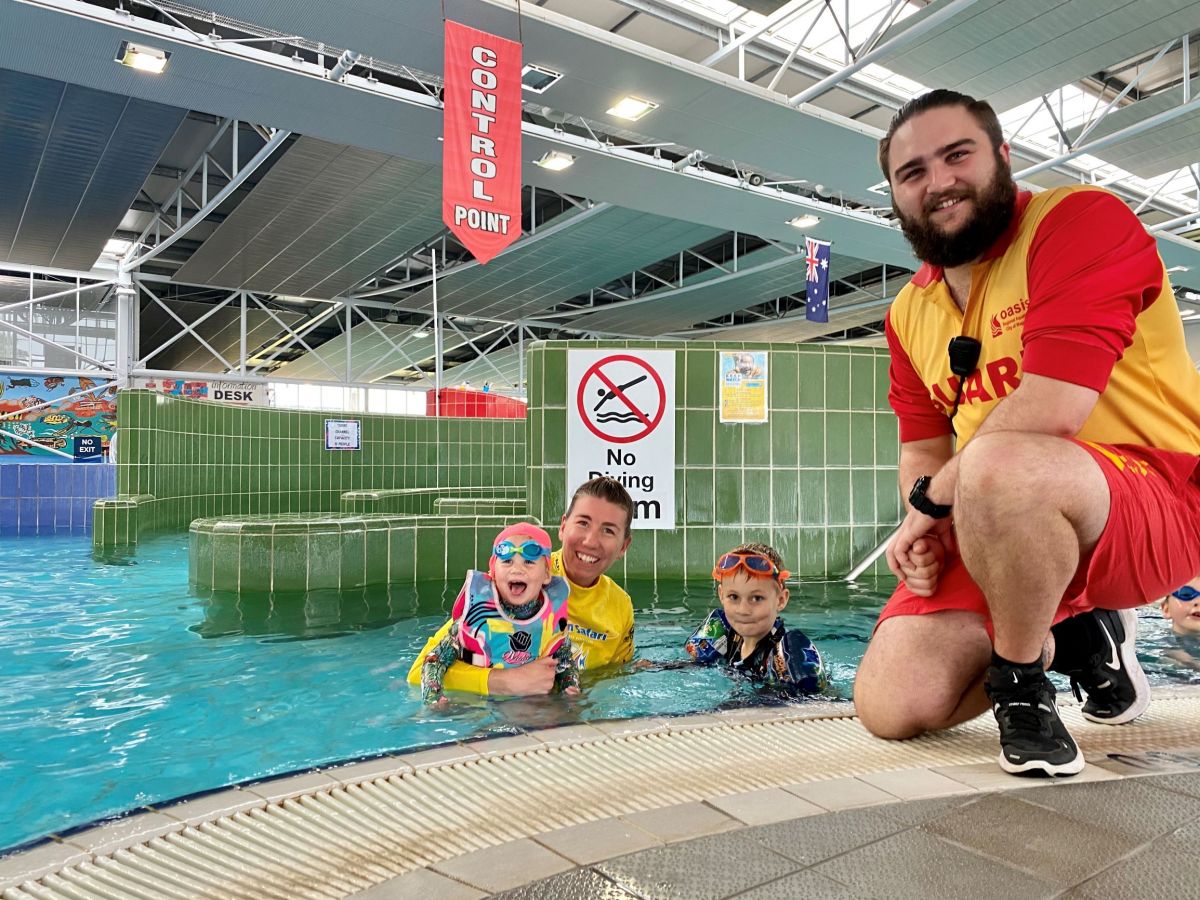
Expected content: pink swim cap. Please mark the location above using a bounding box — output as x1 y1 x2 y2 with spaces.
488 522 554 578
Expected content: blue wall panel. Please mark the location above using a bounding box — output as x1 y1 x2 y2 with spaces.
0 463 115 536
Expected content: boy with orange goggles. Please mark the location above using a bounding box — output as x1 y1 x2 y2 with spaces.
688 542 827 693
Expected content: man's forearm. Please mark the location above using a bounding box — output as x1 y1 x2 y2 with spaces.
969 372 1099 442
899 436 955 508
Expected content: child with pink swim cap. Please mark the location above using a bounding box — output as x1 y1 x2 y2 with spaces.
419 522 580 706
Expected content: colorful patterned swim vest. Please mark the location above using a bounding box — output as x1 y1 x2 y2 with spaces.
451 570 570 668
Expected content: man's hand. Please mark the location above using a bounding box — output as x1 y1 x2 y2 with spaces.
887 511 954 597
487 656 557 696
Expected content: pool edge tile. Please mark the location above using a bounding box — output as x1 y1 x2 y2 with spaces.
525 722 609 747
243 771 340 803
857 767 980 801
398 744 485 770
324 756 415 785
58 811 181 855
0 840 90 892
431 837 574 892
705 787 828 826
154 787 268 825
351 866 487 899
533 816 664 866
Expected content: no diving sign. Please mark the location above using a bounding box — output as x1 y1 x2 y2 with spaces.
567 350 675 529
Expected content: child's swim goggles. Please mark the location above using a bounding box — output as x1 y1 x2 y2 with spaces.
493 539 551 562
1171 585 1200 603
712 551 789 584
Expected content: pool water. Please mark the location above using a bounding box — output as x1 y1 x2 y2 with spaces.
1 533 1195 852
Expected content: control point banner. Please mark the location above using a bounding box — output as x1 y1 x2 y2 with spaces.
442 20 522 265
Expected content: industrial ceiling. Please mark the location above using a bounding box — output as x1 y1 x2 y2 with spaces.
0 0 1196 387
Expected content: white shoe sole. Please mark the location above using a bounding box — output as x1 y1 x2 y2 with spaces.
1084 608 1150 725
997 746 1084 777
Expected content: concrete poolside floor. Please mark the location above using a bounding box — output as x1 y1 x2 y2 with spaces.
8 692 1200 900
449 772 1200 899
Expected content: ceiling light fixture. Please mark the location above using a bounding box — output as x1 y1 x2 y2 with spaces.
102 238 133 256
521 64 563 93
787 214 821 229
535 150 576 171
115 40 170 74
606 96 658 121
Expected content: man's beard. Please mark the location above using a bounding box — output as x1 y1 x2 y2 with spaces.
895 159 1017 268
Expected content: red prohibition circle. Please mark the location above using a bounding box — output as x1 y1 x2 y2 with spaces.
576 354 666 444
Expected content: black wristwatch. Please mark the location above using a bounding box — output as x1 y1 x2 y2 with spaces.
908 475 952 519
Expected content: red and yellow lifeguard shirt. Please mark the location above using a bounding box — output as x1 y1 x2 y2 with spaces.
886 186 1200 452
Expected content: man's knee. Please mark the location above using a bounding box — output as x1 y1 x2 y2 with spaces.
956 432 1046 504
855 664 971 739
855 613 991 739
956 432 1109 544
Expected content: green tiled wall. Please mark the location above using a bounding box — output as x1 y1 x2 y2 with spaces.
526 340 901 581
115 391 525 535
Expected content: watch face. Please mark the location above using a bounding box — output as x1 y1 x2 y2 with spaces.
909 476 949 517
909 476 930 503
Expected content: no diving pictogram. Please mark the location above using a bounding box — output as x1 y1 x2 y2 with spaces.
576 354 666 444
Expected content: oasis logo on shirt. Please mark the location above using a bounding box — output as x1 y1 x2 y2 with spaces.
989 298 1030 338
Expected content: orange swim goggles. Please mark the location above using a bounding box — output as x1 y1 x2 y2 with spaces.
712 551 790 584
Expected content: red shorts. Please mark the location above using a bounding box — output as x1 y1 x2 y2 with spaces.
877 441 1200 633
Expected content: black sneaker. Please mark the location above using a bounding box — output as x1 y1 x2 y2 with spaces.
985 662 1084 777
1060 609 1150 725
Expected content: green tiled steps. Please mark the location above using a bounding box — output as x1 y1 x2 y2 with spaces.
190 514 540 592
434 497 527 516
95 391 525 551
341 485 525 515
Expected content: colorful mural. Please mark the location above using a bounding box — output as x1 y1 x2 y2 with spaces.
0 374 117 461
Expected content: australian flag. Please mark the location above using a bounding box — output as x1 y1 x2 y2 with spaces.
804 236 832 323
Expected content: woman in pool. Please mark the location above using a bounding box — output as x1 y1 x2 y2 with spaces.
418 523 580 706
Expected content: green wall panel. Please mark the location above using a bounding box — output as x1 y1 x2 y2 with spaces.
526 340 898 581
113 391 525 535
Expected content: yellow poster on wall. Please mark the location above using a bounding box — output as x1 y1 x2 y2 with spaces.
719 351 768 423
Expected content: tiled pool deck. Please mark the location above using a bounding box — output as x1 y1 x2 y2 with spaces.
6 690 1200 899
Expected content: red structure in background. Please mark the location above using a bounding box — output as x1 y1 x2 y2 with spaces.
426 388 526 418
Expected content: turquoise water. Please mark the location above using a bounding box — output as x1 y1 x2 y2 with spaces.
2 534 1195 852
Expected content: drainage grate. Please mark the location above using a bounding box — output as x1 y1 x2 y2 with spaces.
8 697 1200 899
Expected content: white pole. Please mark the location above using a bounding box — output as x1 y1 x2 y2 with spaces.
845 525 898 582
432 247 442 417
518 324 526 398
